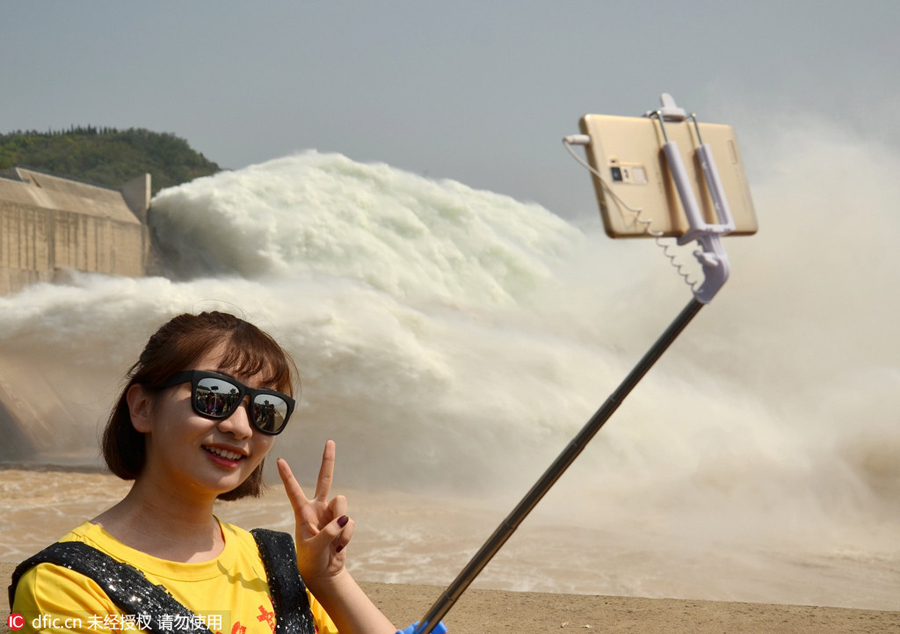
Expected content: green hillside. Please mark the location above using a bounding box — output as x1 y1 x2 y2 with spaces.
0 126 221 195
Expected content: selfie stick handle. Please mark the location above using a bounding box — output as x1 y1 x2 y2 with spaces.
414 297 705 634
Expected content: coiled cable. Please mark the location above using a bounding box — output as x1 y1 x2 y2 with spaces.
563 137 698 290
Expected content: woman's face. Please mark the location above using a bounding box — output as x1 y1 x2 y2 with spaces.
134 345 277 501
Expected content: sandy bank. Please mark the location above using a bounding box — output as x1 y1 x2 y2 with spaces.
3 562 897 634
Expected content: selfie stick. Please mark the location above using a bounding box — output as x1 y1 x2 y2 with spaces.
409 95 735 634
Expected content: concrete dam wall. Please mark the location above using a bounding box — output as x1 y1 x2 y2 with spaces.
0 168 151 296
0 168 152 461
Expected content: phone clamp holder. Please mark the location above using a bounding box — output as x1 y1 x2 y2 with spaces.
646 93 735 303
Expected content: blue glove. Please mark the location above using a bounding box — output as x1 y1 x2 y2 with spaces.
396 621 447 634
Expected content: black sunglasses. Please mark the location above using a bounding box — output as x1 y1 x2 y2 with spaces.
160 370 295 435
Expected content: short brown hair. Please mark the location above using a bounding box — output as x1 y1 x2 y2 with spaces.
102 311 297 500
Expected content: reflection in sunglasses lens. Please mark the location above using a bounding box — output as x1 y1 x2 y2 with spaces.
253 395 286 433
196 378 241 417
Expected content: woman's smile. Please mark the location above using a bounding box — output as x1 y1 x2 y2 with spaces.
202 444 248 467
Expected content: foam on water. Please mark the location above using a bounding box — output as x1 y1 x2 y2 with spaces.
0 122 897 608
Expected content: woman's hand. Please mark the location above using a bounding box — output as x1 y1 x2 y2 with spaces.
278 440 398 634
277 440 354 583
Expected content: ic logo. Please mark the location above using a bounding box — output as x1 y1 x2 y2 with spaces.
7 613 25 630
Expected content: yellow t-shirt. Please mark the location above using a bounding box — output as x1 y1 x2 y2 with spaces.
12 521 338 634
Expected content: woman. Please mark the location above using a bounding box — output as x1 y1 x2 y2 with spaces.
11 311 399 634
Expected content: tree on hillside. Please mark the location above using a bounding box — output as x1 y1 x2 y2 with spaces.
0 127 221 194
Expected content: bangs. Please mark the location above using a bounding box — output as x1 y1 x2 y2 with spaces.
217 326 296 398
132 312 298 398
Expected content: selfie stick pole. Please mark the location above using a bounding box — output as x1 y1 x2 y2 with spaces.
411 298 704 634
412 95 734 634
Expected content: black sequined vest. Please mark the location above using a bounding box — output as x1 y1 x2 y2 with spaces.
8 529 316 634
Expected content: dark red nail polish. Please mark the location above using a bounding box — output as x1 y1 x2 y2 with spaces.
337 515 349 528
335 545 344 553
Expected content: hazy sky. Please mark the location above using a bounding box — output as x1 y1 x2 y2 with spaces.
2 1 897 218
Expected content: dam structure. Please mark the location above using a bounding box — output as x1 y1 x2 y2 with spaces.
0 167 154 461
0 167 151 296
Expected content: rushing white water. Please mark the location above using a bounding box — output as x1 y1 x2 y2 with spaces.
0 124 898 609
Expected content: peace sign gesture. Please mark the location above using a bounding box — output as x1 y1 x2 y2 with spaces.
277 443 396 634
277 440 353 582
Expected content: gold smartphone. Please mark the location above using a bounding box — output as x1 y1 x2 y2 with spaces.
578 114 758 239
